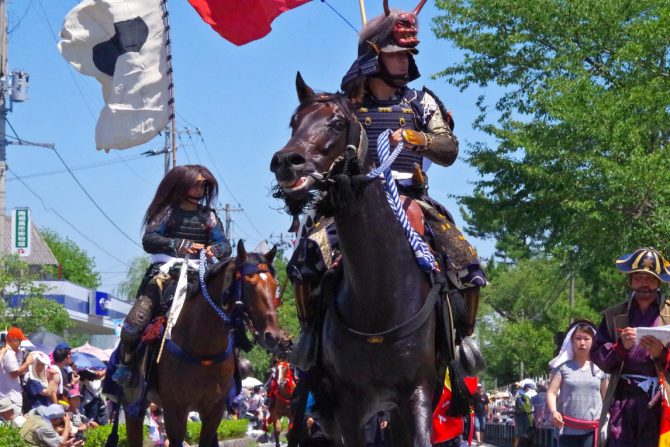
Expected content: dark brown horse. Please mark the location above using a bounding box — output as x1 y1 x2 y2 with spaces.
270 74 478 446
267 360 296 447
123 241 282 447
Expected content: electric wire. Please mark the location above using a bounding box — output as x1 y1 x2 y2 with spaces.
7 168 131 268
113 152 154 185
5 154 146 181
50 147 141 248
7 119 141 249
174 116 265 240
232 221 257 244
36 0 98 120
320 0 359 33
8 0 35 35
36 0 156 188
185 124 267 240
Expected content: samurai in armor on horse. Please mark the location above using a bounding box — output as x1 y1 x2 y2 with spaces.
113 164 232 390
286 0 487 370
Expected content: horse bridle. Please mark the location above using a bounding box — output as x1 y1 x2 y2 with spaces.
307 96 368 186
164 254 275 368
219 258 276 336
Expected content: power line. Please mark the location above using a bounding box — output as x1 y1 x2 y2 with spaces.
183 122 241 205
8 0 34 35
35 0 157 189
186 124 267 240
7 168 131 267
4 153 146 181
320 0 359 34
113 152 154 185
7 119 141 249
50 147 141 248
36 0 98 120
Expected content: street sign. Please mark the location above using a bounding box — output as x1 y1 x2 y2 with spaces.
89 290 111 317
11 208 30 256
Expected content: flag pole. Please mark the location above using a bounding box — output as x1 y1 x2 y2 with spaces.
161 0 177 169
358 0 367 25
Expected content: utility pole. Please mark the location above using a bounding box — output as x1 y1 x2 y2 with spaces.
569 272 575 325
269 232 292 251
222 203 243 241
0 0 45 255
0 0 8 241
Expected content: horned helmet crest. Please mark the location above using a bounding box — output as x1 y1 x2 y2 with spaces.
341 0 427 91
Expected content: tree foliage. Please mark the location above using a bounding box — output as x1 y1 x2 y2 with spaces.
478 257 600 382
116 256 151 300
41 228 101 288
0 255 72 334
433 0 670 301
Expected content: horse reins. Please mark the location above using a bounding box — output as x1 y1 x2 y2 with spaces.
164 251 273 367
330 279 444 344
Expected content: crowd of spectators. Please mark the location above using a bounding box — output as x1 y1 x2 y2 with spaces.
0 326 108 446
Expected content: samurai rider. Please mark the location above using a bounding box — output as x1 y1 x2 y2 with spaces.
113 165 231 388
287 0 487 369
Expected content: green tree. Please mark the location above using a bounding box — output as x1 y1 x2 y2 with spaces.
477 257 599 381
433 0 670 302
41 229 101 288
116 256 151 300
0 255 72 334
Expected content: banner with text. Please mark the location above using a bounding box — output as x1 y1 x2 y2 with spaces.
11 208 31 256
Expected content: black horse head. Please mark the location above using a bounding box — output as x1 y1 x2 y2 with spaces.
270 73 369 218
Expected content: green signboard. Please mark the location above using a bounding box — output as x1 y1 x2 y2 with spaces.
11 208 30 256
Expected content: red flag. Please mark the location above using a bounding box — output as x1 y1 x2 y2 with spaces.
432 374 478 444
188 0 311 46
659 368 670 447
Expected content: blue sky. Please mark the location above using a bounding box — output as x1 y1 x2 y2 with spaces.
8 0 497 296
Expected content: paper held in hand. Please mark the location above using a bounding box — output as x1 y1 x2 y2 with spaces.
636 325 670 345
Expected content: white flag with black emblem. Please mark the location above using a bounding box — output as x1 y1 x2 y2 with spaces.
58 0 169 151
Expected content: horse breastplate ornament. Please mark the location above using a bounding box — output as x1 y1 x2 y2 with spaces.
168 209 210 245
357 98 423 174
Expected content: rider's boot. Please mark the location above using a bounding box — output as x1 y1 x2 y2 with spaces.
113 295 154 389
290 282 317 370
462 287 480 337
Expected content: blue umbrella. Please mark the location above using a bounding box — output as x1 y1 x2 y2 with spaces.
71 351 106 371
28 331 67 354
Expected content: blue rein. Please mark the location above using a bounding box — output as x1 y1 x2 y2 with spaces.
198 250 233 325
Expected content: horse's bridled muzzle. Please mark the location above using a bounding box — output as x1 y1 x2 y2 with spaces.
270 151 307 181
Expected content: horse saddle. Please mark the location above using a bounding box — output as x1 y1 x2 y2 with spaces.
400 195 426 237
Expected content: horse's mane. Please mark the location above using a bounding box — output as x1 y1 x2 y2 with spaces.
204 256 234 284
288 92 356 127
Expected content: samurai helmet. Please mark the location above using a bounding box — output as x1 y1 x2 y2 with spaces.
341 0 427 91
615 247 670 283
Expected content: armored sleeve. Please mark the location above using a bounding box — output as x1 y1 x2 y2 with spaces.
207 211 232 259
142 207 183 257
417 90 459 167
